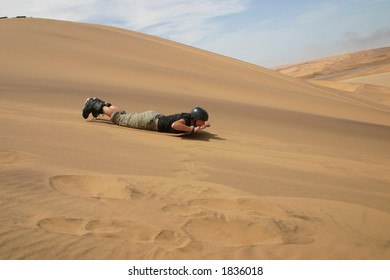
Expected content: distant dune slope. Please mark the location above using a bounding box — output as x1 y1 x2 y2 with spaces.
274 47 390 80
274 47 390 108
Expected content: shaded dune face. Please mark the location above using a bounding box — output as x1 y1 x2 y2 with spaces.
0 18 389 260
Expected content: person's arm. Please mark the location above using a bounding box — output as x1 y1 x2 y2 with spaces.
171 119 211 133
171 119 193 133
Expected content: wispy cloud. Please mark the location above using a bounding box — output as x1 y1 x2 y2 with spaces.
2 0 250 44
102 0 251 44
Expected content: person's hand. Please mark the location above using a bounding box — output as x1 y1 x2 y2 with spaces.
194 123 210 133
202 121 211 128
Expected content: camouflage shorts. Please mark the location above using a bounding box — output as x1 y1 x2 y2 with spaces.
111 110 161 131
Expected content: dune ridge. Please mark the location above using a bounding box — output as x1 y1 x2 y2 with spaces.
0 18 389 259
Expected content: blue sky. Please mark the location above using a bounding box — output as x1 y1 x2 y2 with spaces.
3 0 390 67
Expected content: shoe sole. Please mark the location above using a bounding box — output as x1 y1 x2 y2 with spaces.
82 97 93 119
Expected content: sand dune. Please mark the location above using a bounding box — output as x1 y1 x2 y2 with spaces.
274 47 390 80
275 47 390 109
0 18 389 259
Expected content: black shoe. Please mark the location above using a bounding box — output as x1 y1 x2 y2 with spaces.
82 97 111 119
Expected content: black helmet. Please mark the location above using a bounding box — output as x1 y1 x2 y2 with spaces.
190 107 209 121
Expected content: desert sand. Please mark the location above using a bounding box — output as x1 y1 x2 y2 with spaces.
0 18 389 260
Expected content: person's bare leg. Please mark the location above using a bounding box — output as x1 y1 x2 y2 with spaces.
102 105 121 117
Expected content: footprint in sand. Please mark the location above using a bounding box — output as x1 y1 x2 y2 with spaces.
83 219 155 242
183 215 283 246
49 175 212 200
37 217 155 242
165 198 318 246
37 216 189 248
48 175 319 248
49 175 148 199
171 152 208 178
37 217 85 236
0 150 34 164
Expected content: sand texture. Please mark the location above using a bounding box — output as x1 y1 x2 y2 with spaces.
1 18 389 259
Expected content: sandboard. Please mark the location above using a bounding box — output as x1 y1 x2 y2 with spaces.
167 132 192 137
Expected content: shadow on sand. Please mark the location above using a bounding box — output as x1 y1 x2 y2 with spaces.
90 118 225 141
172 132 226 142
